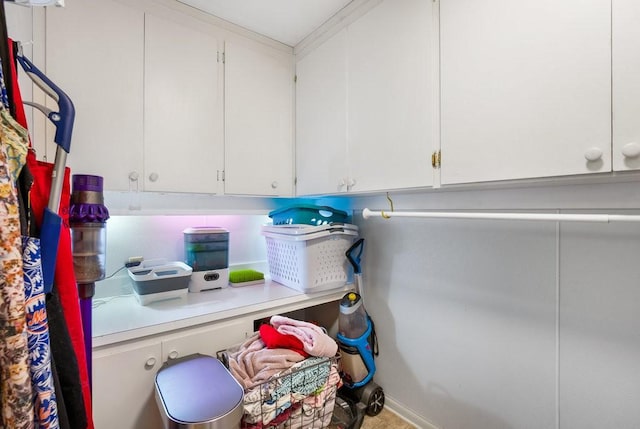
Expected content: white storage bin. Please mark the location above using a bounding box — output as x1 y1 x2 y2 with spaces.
261 224 358 292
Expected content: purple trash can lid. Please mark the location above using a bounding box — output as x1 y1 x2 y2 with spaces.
70 174 110 223
72 174 104 193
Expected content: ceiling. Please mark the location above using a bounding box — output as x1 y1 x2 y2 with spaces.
176 0 354 47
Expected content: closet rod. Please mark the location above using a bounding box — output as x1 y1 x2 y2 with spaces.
361 208 640 223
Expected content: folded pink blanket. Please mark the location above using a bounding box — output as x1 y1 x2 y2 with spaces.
269 315 338 358
227 332 305 390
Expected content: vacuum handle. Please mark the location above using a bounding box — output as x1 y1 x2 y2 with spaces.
16 53 75 153
346 238 364 274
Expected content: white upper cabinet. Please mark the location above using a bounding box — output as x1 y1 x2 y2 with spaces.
45 0 144 192
224 40 294 196
144 12 223 194
440 0 612 185
347 0 435 192
46 1 223 194
296 0 436 195
613 0 640 172
295 28 349 196
43 1 293 196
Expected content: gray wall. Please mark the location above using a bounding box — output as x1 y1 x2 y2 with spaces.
351 182 640 429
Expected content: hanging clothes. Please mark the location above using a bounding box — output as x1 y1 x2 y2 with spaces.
0 0 90 419
0 75 58 429
28 160 88 429
22 236 59 429
0 1 13 119
0 109 34 429
0 109 26 181
6 38 92 428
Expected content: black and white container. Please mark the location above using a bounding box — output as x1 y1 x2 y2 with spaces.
183 227 229 292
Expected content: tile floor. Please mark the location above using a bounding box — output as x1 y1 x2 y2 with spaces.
361 408 416 429
328 407 416 429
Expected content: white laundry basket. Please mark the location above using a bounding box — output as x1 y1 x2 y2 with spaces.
261 224 359 292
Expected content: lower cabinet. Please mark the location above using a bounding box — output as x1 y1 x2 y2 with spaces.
92 319 252 429
161 318 253 362
93 340 163 429
92 300 341 429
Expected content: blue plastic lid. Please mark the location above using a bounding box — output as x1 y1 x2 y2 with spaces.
155 355 243 423
268 204 348 218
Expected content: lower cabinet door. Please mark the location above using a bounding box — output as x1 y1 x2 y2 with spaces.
93 340 163 429
161 318 253 362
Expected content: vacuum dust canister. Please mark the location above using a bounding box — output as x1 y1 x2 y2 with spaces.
183 227 229 292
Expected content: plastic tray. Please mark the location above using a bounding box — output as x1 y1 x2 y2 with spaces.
261 223 358 237
128 259 192 305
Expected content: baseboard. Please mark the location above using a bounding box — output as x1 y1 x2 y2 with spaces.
384 395 440 429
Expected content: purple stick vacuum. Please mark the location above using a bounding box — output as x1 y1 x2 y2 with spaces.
70 174 110 390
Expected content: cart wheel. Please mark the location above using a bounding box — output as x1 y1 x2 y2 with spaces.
360 383 385 416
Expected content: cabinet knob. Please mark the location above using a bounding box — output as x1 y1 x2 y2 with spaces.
271 181 278 189
347 178 356 190
338 179 346 189
148 172 159 182
622 142 640 158
584 147 603 162
168 350 179 360
129 171 139 182
144 357 157 370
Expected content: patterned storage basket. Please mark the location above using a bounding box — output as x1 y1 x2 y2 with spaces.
218 350 341 429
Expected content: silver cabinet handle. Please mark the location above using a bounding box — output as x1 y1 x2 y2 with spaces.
148 172 159 182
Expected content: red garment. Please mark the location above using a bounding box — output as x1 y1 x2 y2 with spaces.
259 324 308 358
28 156 93 429
6 40 27 129
9 38 94 429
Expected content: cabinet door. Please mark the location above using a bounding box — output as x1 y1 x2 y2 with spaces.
161 318 252 362
295 28 349 195
93 340 163 429
224 40 294 196
144 12 223 194
440 0 611 184
347 0 435 192
613 0 640 171
46 0 144 191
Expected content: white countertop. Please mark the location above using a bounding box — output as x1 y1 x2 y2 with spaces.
92 279 352 348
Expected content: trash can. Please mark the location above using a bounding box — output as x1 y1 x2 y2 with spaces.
155 354 244 429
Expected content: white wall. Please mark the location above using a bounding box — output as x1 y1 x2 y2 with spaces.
93 181 640 429
96 213 270 298
351 181 640 429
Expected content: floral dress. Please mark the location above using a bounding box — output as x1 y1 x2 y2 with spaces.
0 106 34 429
